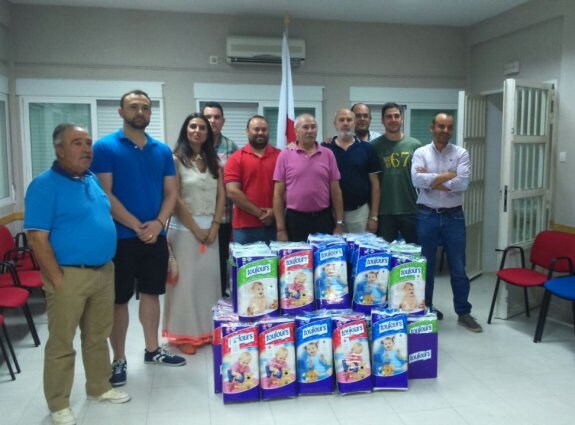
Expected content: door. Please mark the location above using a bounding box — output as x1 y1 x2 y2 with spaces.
457 92 487 280
495 79 555 318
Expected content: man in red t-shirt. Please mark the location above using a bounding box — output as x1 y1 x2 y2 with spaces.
224 115 281 244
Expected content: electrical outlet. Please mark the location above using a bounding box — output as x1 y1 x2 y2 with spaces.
209 56 218 65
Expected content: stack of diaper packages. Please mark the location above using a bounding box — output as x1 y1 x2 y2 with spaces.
271 241 315 315
295 311 335 395
309 234 350 309
258 317 297 400
351 239 391 314
371 309 409 390
407 312 438 379
332 312 372 394
221 321 260 403
230 242 279 321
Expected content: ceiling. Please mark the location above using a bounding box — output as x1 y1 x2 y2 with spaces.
8 0 531 26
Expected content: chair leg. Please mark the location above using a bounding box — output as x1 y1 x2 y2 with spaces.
2 324 20 373
488 278 501 324
534 290 552 343
524 287 530 318
0 331 16 380
22 304 40 347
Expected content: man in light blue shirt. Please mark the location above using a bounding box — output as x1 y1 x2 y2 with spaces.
411 113 482 333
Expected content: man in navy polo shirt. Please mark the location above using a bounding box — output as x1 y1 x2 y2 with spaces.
91 90 185 388
25 124 130 425
322 108 380 233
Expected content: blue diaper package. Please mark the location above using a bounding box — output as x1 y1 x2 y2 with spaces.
371 309 408 390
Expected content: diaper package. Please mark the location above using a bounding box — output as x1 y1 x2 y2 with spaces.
408 312 438 379
212 300 238 394
258 317 297 400
272 242 315 315
295 312 334 395
388 253 426 315
352 242 390 314
222 322 260 403
310 235 349 309
231 243 279 321
371 309 408 390
332 313 372 394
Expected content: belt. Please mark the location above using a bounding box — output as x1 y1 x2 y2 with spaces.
418 205 463 214
286 208 331 217
62 264 106 269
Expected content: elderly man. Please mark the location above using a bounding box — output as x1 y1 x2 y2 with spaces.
202 102 238 295
25 124 130 425
411 112 482 332
351 103 381 142
273 114 344 242
372 102 422 244
322 108 380 233
92 90 185 389
224 115 280 244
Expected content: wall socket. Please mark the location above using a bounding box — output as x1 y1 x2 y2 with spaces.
209 56 218 65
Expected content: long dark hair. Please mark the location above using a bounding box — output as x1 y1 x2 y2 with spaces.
173 113 219 179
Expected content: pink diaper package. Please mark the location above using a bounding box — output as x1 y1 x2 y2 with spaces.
222 322 260 403
258 317 297 400
332 313 372 394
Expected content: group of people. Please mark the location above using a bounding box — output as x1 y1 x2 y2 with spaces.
23 89 481 425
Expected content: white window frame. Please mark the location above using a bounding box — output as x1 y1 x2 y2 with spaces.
194 83 324 140
0 75 13 207
350 86 459 141
16 79 165 188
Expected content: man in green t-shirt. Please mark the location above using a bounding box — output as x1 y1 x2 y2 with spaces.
371 103 421 243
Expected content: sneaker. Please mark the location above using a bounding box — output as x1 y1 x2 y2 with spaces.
144 346 187 366
51 407 76 425
88 388 131 404
458 314 483 333
109 359 127 387
429 306 444 320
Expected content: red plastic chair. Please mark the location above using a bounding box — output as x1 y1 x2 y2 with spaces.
0 262 40 347
0 313 21 380
488 230 575 324
0 225 38 271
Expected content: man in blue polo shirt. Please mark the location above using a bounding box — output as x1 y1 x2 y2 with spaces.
322 108 380 233
25 124 130 425
91 90 185 388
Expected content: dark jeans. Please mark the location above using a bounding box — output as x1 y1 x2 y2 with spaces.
416 206 472 316
378 213 417 243
285 208 334 242
233 226 276 245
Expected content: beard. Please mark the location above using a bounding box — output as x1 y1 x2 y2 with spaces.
248 135 269 149
125 116 150 130
337 129 354 139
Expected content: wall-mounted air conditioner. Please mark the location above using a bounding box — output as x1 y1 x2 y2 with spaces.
226 36 306 66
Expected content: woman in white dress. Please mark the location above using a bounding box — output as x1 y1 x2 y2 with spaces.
163 113 225 355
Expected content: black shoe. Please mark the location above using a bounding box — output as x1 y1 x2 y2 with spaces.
458 314 483 333
430 306 443 320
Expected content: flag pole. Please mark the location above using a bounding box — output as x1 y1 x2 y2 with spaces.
277 15 296 149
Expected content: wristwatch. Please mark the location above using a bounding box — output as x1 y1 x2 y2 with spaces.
370 216 378 222
336 220 344 225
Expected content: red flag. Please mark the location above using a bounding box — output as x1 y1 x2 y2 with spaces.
277 32 295 149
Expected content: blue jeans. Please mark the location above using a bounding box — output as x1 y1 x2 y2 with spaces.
233 227 276 245
416 207 472 316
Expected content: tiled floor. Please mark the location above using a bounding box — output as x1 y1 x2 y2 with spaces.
1 273 574 425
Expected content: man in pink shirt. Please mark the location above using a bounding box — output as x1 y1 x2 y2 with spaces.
273 114 344 242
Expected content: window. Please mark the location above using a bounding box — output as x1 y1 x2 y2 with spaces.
350 87 459 143
17 79 165 187
0 93 11 205
195 83 324 148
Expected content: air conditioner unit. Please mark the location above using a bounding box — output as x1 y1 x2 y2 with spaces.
226 36 306 66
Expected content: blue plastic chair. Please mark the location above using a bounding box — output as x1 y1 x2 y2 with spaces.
533 275 575 342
